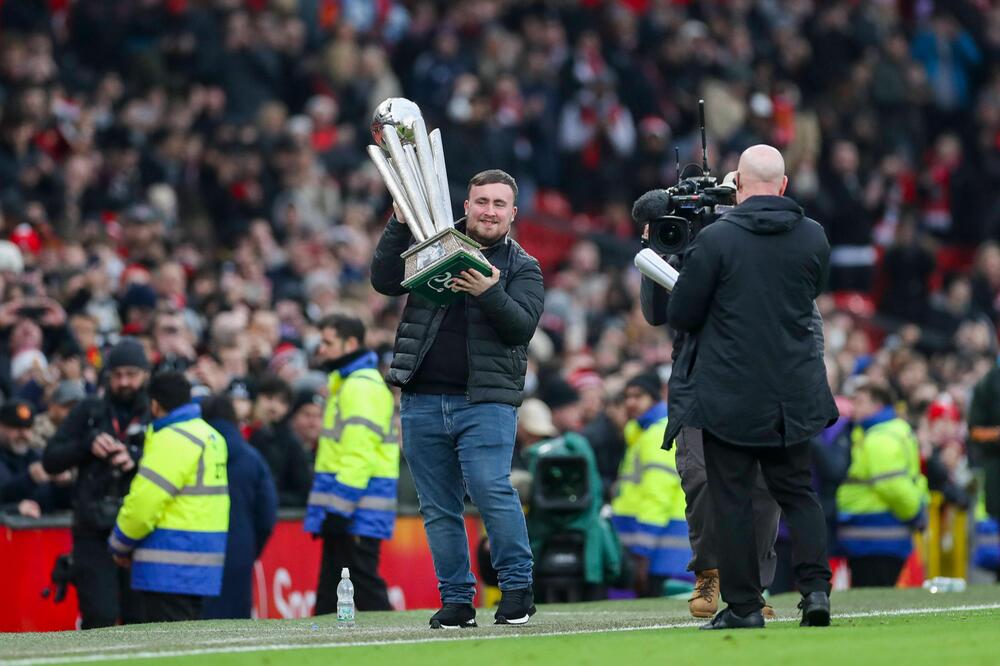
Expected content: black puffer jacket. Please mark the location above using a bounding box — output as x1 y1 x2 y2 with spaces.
371 217 544 406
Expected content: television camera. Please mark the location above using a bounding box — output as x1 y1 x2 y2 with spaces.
638 100 736 257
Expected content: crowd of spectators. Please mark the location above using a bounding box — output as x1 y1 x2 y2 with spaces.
1 0 998 578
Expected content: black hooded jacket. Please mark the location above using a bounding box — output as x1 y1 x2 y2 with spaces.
664 195 838 447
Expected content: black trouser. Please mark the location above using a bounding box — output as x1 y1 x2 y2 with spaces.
72 531 141 629
136 591 203 623
640 575 666 598
675 427 780 586
315 534 391 615
702 431 832 616
848 556 905 588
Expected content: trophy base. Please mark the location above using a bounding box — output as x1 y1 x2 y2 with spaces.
402 227 492 306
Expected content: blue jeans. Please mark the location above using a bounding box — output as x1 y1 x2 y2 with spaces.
400 393 533 604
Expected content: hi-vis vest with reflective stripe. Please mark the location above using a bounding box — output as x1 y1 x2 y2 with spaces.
974 494 1000 570
110 407 229 596
610 408 691 578
836 416 927 558
304 356 399 540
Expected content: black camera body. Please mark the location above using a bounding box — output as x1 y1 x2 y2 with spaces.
635 99 736 256
77 403 146 532
646 176 735 256
42 554 75 603
87 469 130 531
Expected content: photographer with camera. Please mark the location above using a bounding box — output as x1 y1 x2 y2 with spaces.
41 338 152 628
665 144 837 630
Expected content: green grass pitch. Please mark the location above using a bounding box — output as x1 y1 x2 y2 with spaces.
2 587 998 666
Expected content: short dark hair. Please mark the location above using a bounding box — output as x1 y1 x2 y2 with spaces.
254 373 293 405
468 169 518 202
200 394 237 424
317 313 366 346
148 371 192 413
856 380 895 408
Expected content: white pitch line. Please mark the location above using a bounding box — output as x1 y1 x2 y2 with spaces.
3 603 999 666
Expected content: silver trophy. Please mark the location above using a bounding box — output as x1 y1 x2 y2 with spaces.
368 98 491 305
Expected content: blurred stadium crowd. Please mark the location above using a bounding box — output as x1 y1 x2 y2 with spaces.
1 0 999 579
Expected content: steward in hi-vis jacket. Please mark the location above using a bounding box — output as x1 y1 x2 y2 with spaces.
109 372 229 623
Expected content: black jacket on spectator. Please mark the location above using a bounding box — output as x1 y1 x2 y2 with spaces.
581 412 626 500
371 217 544 406
42 396 148 535
879 241 936 323
926 446 971 510
814 172 875 250
248 421 311 508
665 196 838 448
202 418 278 620
0 446 68 512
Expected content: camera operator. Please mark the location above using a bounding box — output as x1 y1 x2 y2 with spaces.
635 187 781 621
665 144 837 630
42 338 151 628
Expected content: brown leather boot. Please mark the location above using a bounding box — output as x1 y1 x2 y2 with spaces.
688 569 720 618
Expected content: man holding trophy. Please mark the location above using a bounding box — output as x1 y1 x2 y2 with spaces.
369 99 544 628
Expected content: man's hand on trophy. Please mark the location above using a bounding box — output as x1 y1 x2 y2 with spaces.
392 202 409 226
451 265 500 296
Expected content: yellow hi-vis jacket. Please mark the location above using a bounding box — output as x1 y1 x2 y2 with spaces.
836 409 927 558
304 351 399 539
610 402 691 578
109 403 229 595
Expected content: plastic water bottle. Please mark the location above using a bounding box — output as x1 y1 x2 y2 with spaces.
337 567 355 627
921 577 967 593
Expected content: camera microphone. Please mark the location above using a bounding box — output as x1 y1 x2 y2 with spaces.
631 189 673 222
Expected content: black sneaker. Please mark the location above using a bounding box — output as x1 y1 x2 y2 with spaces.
798 591 831 627
494 587 536 625
429 603 477 629
699 607 766 630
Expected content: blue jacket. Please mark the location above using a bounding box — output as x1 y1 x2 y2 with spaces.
202 418 278 619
